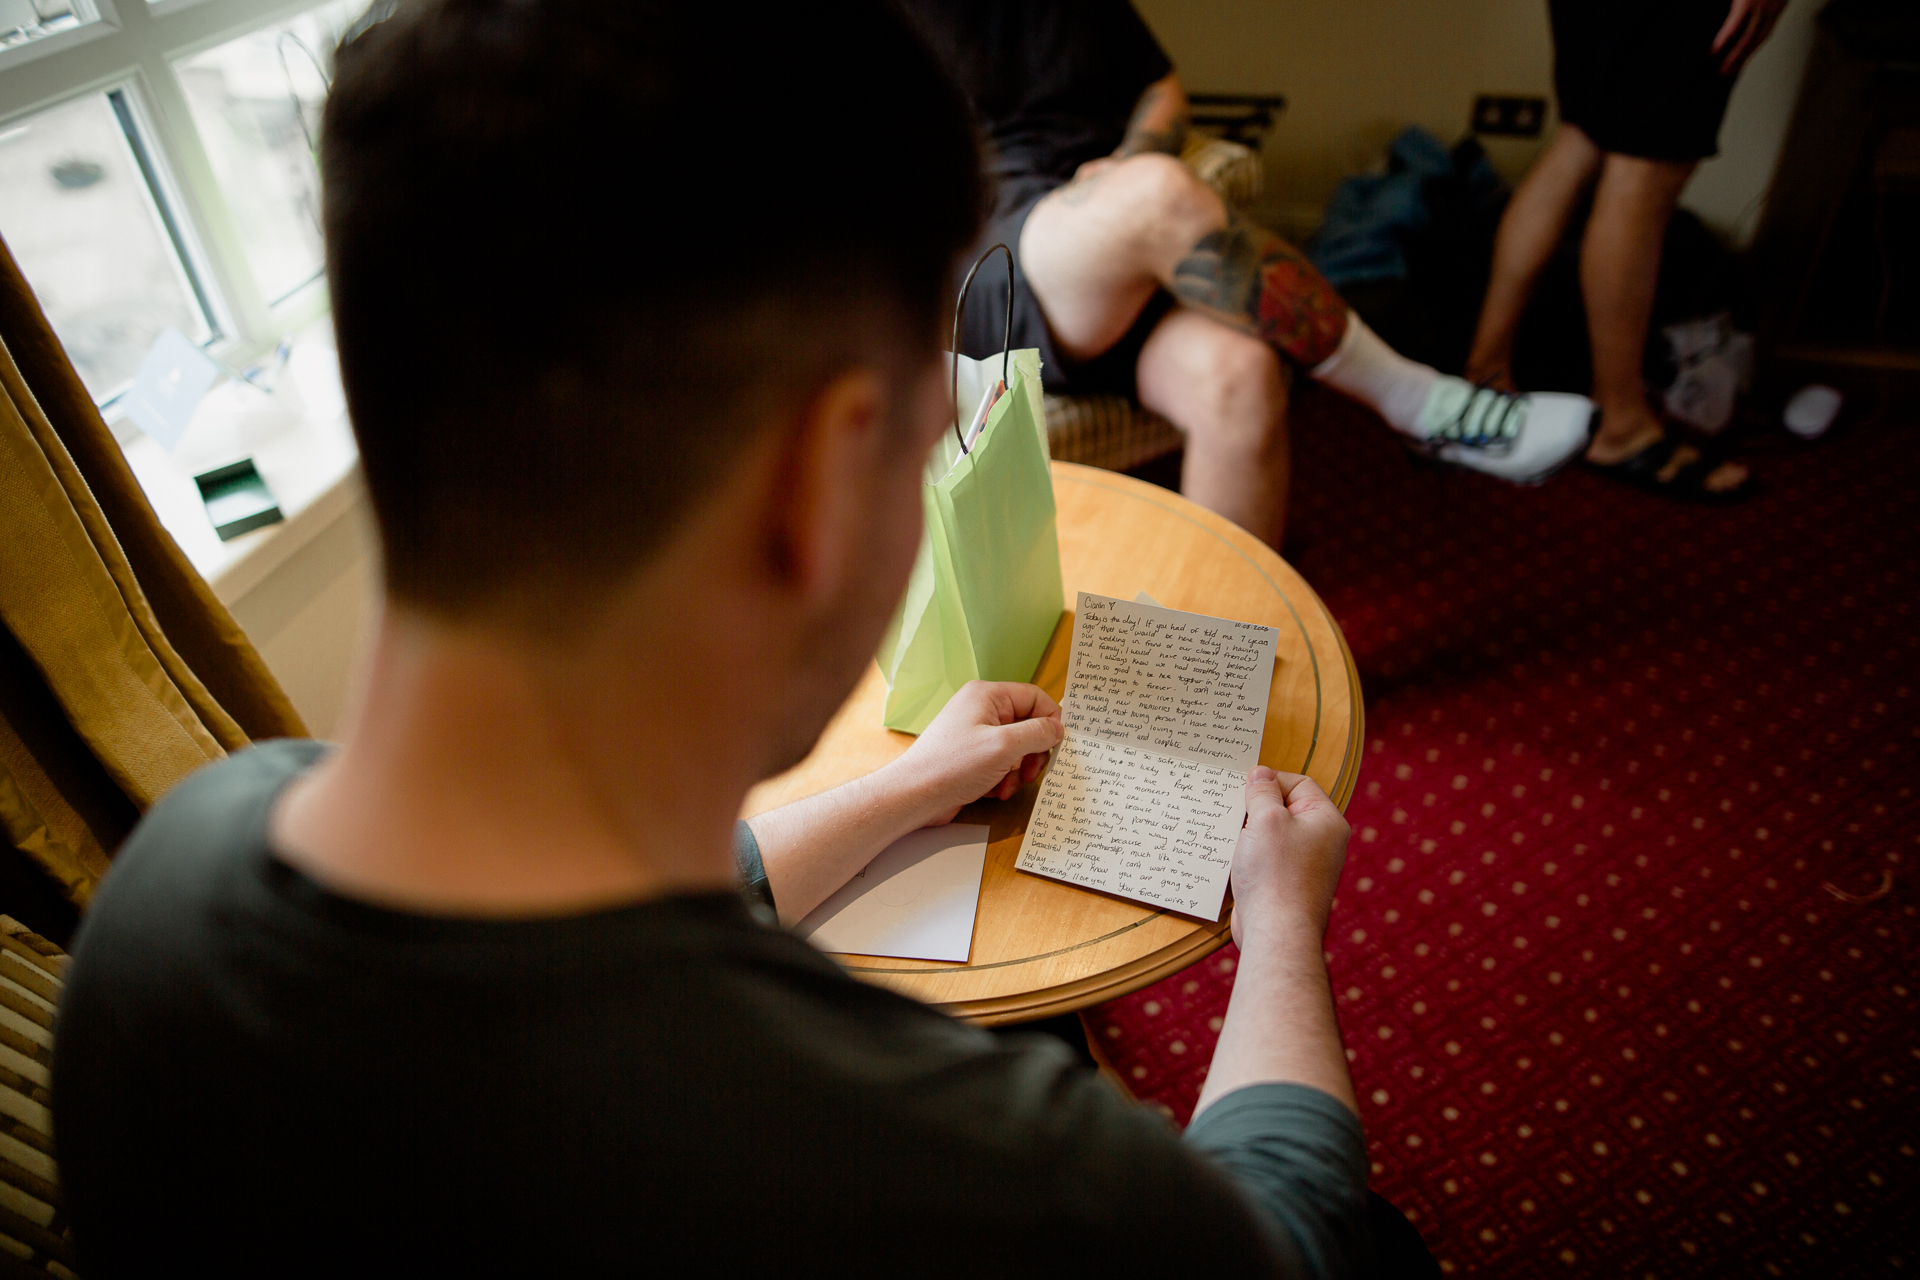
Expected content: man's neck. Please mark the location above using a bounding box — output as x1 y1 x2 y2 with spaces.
272 606 753 917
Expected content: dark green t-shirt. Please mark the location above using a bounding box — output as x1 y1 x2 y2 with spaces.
53 741 1368 1276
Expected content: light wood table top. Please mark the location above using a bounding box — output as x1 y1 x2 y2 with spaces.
743 462 1362 1025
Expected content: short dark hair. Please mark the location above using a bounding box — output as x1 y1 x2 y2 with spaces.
323 0 982 623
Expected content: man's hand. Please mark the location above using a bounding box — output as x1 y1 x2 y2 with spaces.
1712 0 1788 75
752 682 1060 923
1196 766 1358 1119
1228 767 1350 949
885 681 1063 827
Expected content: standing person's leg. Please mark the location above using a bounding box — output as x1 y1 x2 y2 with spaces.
1517 0 1762 499
1580 154 1747 490
1464 124 1603 389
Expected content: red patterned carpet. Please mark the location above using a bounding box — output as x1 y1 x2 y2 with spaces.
1088 383 1918 1277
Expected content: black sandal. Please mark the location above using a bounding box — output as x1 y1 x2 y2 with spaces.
1581 431 1756 504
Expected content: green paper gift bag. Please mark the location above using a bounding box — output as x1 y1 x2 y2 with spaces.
876 341 1064 733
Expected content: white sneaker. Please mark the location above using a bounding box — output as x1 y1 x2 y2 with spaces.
1413 378 1595 486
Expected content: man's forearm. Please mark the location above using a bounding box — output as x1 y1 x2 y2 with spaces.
747 682 1062 926
1194 919 1358 1120
745 762 935 925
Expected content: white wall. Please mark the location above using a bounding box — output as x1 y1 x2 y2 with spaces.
224 493 376 740
1134 0 1554 237
1134 0 1819 246
1681 0 1820 245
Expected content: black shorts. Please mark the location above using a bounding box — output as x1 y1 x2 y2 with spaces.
1549 0 1741 163
954 171 1176 399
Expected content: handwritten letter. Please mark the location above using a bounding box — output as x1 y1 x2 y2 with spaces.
1015 592 1280 918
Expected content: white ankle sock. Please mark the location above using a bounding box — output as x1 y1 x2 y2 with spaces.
1309 312 1440 436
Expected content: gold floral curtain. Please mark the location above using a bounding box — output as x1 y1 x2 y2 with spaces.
0 234 306 915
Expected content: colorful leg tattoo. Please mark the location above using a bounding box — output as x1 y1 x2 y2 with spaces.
1169 211 1348 367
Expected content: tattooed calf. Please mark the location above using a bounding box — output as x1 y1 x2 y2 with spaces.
1170 213 1346 367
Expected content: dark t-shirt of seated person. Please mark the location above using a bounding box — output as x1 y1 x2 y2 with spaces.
903 0 1173 181
52 740 1369 1276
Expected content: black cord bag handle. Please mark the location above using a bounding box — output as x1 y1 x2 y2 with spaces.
949 243 1015 455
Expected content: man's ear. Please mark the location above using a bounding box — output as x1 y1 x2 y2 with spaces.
765 367 886 604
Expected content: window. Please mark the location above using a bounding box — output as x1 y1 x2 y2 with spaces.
0 0 356 404
173 0 360 304
0 87 214 396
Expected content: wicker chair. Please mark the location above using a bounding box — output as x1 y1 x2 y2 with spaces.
1043 131 1267 473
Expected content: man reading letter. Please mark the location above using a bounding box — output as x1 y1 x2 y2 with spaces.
52 2 1416 1274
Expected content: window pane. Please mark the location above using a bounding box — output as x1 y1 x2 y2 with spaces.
174 1 362 304
0 0 96 53
0 92 213 400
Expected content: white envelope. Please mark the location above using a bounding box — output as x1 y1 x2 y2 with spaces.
795 823 990 963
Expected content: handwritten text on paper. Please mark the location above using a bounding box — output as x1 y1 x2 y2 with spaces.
1015 593 1280 918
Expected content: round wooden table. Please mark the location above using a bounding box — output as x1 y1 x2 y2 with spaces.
742 461 1362 1024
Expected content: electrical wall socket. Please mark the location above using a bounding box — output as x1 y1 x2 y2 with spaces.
1472 95 1548 138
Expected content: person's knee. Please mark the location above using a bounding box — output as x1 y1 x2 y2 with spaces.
1551 123 1603 176
1104 153 1224 248
1543 124 1605 186
1189 331 1288 449
1599 152 1695 202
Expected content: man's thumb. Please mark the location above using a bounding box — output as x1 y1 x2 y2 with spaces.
1244 765 1288 815
999 714 1063 759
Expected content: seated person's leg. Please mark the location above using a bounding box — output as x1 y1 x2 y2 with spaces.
1024 153 1347 370
1134 309 1290 549
1019 153 1217 363
1022 154 1592 488
1168 204 1593 486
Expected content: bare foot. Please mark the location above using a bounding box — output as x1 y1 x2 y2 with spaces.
1587 405 1749 493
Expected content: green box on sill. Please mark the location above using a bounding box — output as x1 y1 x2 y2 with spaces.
194 458 284 542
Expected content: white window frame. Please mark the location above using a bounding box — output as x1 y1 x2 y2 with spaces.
0 0 341 385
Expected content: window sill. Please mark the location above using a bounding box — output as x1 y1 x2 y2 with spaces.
117 322 365 607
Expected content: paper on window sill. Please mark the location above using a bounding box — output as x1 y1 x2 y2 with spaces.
118 322 361 601
794 823 990 963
